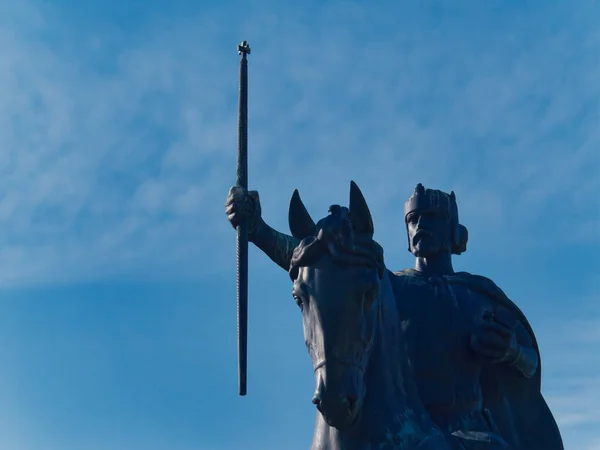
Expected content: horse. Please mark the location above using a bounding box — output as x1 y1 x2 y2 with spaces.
287 181 451 450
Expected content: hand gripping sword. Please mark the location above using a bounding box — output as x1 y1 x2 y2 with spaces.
236 40 251 396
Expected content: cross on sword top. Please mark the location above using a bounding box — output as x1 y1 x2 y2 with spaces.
238 40 251 56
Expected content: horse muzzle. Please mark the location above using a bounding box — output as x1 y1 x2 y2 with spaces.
312 366 364 430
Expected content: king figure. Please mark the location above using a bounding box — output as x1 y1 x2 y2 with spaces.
225 183 563 449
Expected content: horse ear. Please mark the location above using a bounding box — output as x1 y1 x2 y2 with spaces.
289 189 317 239
349 181 374 234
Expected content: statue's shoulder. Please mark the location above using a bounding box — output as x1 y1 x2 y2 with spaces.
390 269 506 293
392 268 417 277
391 268 421 280
389 268 429 289
448 271 531 322
448 271 508 298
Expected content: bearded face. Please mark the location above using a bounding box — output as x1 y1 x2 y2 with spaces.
406 210 452 258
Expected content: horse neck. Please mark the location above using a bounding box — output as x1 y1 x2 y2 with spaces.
313 272 432 449
359 271 415 429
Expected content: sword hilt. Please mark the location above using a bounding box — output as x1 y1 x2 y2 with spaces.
238 41 251 57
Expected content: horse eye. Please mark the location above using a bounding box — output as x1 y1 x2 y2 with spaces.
363 288 378 309
293 295 304 309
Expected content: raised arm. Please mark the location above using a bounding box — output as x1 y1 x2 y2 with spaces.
225 186 299 271
251 220 299 271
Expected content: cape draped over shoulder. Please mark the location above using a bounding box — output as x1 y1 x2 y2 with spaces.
393 268 563 450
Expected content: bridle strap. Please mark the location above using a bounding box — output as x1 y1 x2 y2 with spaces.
313 358 366 373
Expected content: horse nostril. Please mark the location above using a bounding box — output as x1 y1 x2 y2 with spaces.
313 374 324 407
341 396 356 412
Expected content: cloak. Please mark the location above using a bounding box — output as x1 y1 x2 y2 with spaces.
398 269 564 450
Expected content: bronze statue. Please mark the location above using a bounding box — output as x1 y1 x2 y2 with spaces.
289 183 451 449
225 182 563 449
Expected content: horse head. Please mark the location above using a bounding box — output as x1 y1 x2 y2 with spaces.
288 181 385 430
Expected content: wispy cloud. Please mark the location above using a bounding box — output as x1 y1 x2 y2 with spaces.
0 1 597 286
0 2 599 283
538 290 600 447
0 1 598 449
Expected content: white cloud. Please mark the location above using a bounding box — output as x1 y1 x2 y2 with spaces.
0 4 597 450
548 377 600 427
536 290 600 448
0 1 595 288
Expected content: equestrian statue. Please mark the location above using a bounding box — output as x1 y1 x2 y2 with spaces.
225 181 563 450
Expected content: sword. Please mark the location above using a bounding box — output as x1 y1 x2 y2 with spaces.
236 40 251 396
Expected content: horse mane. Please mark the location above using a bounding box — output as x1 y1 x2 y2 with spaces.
289 205 385 281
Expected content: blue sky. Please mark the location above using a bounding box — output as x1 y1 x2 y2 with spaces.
0 0 598 449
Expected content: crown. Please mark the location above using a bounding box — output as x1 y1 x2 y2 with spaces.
404 183 453 218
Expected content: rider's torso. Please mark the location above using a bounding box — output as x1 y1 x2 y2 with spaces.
392 272 494 410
